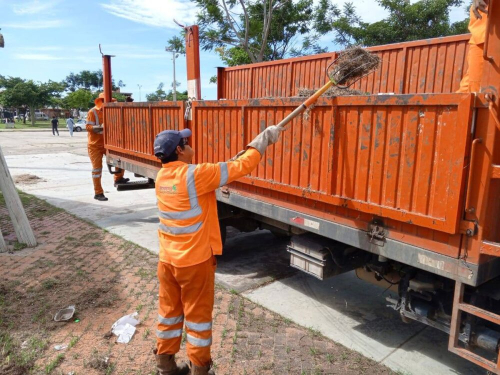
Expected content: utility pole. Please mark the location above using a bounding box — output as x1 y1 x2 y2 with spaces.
165 48 180 103
137 84 142 102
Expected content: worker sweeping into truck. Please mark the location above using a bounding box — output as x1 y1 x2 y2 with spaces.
457 0 489 93
153 125 283 375
86 93 129 201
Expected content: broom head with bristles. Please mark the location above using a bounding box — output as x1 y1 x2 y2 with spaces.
328 46 380 87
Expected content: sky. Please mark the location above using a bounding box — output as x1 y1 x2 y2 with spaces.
0 0 469 101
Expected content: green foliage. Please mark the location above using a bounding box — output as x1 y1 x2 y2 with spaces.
319 0 469 47
64 70 124 92
147 82 188 102
179 0 324 66
166 35 186 54
146 83 167 102
0 77 64 125
65 89 93 110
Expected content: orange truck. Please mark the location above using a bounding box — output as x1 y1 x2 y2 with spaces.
102 8 500 373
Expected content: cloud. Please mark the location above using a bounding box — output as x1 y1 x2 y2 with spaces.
12 0 59 15
14 53 65 61
22 46 63 52
100 0 196 29
3 20 67 29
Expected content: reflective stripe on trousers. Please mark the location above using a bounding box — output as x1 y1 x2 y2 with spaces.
157 313 184 340
185 320 212 347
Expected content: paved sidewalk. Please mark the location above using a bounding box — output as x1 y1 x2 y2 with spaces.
0 192 394 375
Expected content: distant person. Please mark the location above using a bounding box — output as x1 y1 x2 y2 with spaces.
51 116 59 136
66 116 75 137
457 0 488 93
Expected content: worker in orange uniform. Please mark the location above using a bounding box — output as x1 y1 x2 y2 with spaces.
457 0 489 93
86 93 129 201
152 125 283 375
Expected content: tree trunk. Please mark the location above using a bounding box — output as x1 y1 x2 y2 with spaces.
30 106 35 126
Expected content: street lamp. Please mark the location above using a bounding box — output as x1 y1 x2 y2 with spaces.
137 84 142 102
165 47 180 103
0 29 4 48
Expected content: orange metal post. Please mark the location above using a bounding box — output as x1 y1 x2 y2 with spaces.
102 55 113 103
217 67 225 100
185 25 201 100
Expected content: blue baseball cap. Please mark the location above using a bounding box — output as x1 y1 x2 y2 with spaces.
154 129 192 158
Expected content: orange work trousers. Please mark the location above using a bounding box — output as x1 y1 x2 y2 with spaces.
88 145 124 195
157 256 216 367
457 43 485 93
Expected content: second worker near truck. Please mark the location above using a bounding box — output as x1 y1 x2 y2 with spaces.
152 125 284 375
86 93 129 201
457 0 489 93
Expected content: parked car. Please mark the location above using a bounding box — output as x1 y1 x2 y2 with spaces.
74 119 86 132
25 112 50 121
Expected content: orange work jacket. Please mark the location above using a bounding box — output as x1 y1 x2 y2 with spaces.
86 106 104 149
468 7 487 45
156 148 261 267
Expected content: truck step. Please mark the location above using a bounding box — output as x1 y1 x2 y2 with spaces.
116 179 155 191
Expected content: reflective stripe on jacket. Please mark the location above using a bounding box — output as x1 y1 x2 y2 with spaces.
86 106 104 148
156 148 261 267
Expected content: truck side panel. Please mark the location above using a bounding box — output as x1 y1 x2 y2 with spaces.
192 95 473 236
217 35 470 99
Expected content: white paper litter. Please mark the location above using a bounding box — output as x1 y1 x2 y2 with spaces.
54 344 68 351
111 312 140 344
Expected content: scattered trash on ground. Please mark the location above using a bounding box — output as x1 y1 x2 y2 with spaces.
54 344 68 351
53 305 76 322
111 312 140 343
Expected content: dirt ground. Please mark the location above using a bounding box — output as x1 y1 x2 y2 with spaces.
0 191 395 375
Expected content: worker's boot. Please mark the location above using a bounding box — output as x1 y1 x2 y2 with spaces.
190 362 215 375
154 349 189 375
94 193 108 201
114 177 130 187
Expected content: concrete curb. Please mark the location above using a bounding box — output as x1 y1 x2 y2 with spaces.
0 129 75 133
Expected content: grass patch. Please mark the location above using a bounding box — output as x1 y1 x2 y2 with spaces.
45 353 64 374
0 121 53 130
136 268 155 279
41 278 59 290
13 241 28 252
0 332 49 374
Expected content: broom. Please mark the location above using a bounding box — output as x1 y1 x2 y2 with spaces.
277 46 380 128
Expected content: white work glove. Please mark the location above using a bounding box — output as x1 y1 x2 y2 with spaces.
472 0 489 19
246 125 284 155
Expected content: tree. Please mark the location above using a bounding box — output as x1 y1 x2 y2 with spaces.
65 89 93 110
166 36 186 54
64 70 124 92
166 90 188 101
316 0 469 47
170 0 324 67
146 83 168 102
0 78 64 125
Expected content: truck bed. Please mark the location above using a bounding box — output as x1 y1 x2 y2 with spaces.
104 34 500 287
